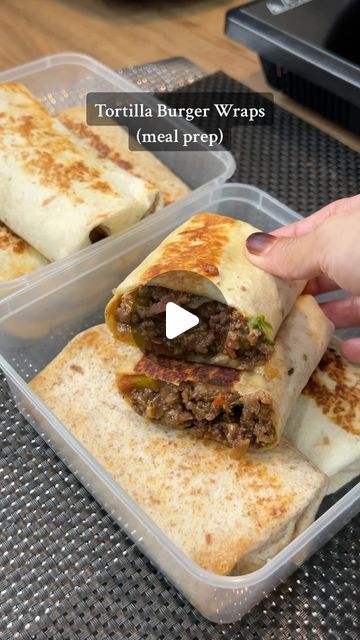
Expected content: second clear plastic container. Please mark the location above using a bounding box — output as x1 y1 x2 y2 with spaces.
0 183 359 623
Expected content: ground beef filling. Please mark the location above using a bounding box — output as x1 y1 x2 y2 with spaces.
128 381 275 448
116 286 273 366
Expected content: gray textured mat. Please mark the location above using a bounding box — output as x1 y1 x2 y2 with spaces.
1 63 359 639
172 71 360 216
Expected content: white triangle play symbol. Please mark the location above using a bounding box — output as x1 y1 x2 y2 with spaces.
165 302 199 340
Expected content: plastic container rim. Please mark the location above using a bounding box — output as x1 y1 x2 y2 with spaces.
0 181 358 590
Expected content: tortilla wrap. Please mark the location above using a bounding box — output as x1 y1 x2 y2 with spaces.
284 339 360 493
0 221 48 281
0 82 161 261
30 323 327 575
116 295 332 449
58 105 190 207
106 213 306 369
327 464 359 495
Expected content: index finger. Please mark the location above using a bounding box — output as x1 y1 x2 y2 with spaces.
304 275 339 296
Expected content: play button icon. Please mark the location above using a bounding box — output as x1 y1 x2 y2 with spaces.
165 302 199 340
128 269 230 358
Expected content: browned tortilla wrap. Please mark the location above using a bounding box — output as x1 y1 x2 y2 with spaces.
30 323 327 575
0 82 162 261
284 338 360 492
105 213 306 369
0 221 48 281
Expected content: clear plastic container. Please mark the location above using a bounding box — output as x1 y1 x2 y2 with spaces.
0 52 235 301
0 183 359 624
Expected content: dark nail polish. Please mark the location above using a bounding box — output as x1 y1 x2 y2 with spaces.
246 232 276 255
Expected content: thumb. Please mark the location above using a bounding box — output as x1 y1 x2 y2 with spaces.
245 230 326 280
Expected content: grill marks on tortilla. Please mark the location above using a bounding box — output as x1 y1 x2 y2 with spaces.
0 220 48 280
59 117 133 171
0 83 115 200
0 222 47 282
135 354 241 387
58 110 189 206
0 222 28 254
59 115 159 198
142 213 236 280
303 348 360 435
21 148 112 196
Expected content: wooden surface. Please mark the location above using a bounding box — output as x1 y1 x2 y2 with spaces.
0 0 358 151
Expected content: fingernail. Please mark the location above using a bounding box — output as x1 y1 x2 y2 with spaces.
246 232 277 255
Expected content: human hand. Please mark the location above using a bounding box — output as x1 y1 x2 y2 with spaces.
245 194 360 363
